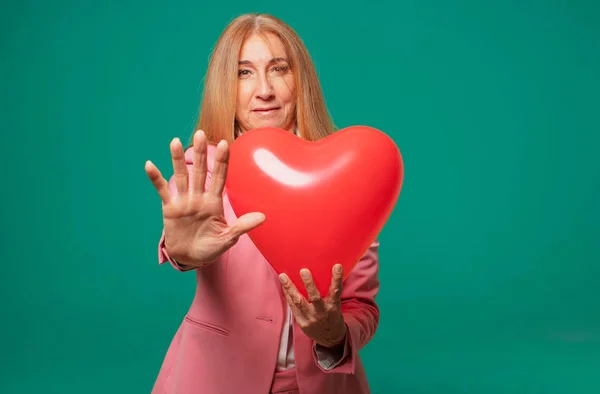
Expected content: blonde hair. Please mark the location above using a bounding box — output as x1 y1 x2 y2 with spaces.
191 13 336 145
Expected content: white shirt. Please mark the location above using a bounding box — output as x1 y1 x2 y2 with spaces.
276 306 295 371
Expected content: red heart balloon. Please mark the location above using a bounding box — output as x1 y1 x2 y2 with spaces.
225 126 404 298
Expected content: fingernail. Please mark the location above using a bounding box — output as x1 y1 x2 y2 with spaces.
279 274 287 284
300 269 310 279
335 264 343 274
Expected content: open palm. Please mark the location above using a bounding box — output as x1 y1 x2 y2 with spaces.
145 130 265 268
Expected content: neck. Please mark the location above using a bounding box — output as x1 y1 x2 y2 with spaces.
235 124 299 139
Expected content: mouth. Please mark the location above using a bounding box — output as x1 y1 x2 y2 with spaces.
253 107 280 113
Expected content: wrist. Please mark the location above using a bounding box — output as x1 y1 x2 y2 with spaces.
320 323 347 350
173 254 218 269
171 257 187 268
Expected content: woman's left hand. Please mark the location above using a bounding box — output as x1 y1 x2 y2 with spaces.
279 265 347 349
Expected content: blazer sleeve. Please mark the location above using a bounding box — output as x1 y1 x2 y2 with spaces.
311 239 381 374
157 148 214 272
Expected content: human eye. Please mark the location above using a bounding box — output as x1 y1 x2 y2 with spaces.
271 64 290 74
238 69 252 78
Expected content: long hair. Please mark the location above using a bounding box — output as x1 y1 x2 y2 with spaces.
191 13 336 146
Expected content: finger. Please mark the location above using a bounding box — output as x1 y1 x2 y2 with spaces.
145 160 171 204
300 269 325 311
170 138 189 197
228 212 266 240
191 130 208 195
279 273 311 317
208 140 229 197
326 264 344 305
282 285 307 325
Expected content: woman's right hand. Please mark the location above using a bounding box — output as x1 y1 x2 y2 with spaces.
145 130 266 269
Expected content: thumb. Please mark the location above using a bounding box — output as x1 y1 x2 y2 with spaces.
229 212 266 238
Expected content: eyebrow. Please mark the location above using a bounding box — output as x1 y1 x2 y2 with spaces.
238 57 288 65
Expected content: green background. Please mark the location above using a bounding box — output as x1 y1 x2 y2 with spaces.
2 0 599 392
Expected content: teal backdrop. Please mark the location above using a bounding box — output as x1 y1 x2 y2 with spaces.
2 0 599 393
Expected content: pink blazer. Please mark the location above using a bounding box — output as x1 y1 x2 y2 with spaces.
152 144 381 394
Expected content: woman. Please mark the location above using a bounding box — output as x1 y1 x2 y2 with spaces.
145 13 380 394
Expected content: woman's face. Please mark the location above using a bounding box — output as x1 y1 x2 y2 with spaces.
235 33 296 135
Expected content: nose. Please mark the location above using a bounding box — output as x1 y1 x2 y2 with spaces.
255 73 275 100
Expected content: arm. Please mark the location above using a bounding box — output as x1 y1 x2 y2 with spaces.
311 239 380 373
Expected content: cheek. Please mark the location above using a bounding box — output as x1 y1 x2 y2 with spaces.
275 79 295 106
237 83 253 109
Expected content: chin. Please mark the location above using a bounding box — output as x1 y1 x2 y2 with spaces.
254 121 286 129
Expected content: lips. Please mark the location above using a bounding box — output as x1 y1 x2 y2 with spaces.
253 107 280 112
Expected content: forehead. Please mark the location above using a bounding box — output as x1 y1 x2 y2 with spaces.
239 33 287 62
